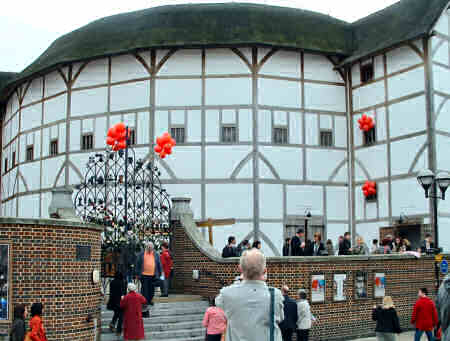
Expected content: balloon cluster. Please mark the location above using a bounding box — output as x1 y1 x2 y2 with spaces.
358 114 375 132
154 132 176 159
106 122 127 151
362 180 377 198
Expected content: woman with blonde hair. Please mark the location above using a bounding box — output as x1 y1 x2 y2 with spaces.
372 296 402 341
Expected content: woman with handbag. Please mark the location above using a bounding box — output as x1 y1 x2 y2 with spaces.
28 303 47 341
10 304 26 341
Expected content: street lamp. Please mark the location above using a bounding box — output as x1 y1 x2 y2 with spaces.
417 169 450 248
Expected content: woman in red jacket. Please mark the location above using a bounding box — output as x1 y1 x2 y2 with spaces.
411 287 438 341
160 242 173 297
120 282 147 341
29 303 47 341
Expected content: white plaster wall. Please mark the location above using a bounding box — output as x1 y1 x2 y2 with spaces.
319 115 332 130
355 144 388 181
159 50 202 76
236 160 252 179
95 116 107 149
164 146 201 178
111 54 149 82
388 67 425 100
259 184 283 219
44 71 67 97
259 50 300 78
304 83 345 112
303 54 341 82
157 79 202 106
333 163 348 183
206 183 253 219
356 221 388 249
205 110 219 142
111 81 149 111
136 112 150 145
327 224 348 249
386 46 423 75
21 104 42 132
433 65 450 94
20 161 40 191
239 109 253 142
436 97 450 133
18 194 40 218
41 191 51 218
305 113 318 145
42 156 64 188
73 59 108 88
72 87 108 116
377 181 389 219
353 80 385 111
389 95 426 138
286 185 323 215
260 146 302 180
334 116 347 148
70 120 81 151
289 112 302 145
206 78 251 106
326 186 348 220
374 56 384 79
260 223 283 256
391 177 428 216
391 135 427 176
351 64 361 87
44 94 66 124
432 38 449 65
10 93 19 117
206 49 250 75
434 10 449 35
187 110 201 142
205 146 252 178
438 217 450 252
22 78 43 106
259 78 300 108
155 110 169 138
306 149 346 181
437 134 450 170
163 184 202 219
258 110 271 143
354 185 364 221
58 124 66 153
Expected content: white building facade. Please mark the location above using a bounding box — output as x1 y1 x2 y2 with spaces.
1 1 449 255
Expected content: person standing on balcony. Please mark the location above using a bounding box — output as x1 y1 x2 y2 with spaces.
222 236 238 258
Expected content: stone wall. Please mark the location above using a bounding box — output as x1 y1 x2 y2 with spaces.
0 217 102 341
171 199 444 340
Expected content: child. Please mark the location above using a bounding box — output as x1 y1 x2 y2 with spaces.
296 291 315 341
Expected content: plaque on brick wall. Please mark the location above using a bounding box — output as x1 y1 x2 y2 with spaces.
355 271 368 299
333 273 347 302
374 273 386 298
311 274 325 303
76 245 91 260
0 243 10 322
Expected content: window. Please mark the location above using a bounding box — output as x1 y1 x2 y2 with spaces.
273 127 288 144
128 129 136 145
3 158 7 173
81 134 94 151
50 139 58 156
221 126 237 143
320 130 333 147
12 152 16 168
360 60 374 84
171 127 185 144
26 146 34 162
363 128 376 146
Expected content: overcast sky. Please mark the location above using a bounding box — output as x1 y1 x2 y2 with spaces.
0 0 399 73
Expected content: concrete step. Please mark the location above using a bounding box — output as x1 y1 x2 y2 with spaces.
101 319 203 333
102 313 203 326
102 306 208 318
101 333 204 341
147 327 205 339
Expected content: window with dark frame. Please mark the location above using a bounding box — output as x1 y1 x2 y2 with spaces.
363 128 376 146
26 146 34 162
50 139 58 156
320 130 333 147
81 134 94 151
12 152 16 168
221 126 237 143
128 129 136 145
3 158 7 173
171 127 185 144
360 60 374 84
273 127 288 144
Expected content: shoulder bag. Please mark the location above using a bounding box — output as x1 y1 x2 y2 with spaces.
269 287 275 341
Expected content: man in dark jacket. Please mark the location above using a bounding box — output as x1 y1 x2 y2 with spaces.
339 232 352 255
421 233 436 254
222 236 238 258
282 238 291 256
291 229 312 256
136 242 163 307
279 285 298 341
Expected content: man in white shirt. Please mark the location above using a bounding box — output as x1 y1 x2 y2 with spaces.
216 249 284 341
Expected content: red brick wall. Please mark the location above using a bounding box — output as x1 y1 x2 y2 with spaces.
172 219 443 340
0 218 102 341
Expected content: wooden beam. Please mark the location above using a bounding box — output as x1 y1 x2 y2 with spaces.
195 218 236 245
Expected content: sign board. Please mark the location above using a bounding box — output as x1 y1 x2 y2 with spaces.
441 260 448 274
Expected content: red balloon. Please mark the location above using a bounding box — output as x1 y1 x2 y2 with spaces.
160 151 167 159
106 137 115 146
363 124 369 131
170 138 176 147
156 136 164 146
112 144 119 151
117 141 126 150
162 132 170 138
161 135 171 145
118 131 127 141
115 122 126 133
163 143 172 152
165 147 172 155
363 190 369 197
107 127 117 139
154 145 163 153
362 114 367 120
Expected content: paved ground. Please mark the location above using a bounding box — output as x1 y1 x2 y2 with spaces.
353 331 426 340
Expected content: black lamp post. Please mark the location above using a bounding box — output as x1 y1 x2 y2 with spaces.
417 169 450 249
304 210 312 240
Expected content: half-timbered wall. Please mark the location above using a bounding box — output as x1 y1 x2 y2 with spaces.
432 8 450 251
0 48 349 256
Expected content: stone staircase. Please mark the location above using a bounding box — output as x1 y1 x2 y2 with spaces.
101 295 208 341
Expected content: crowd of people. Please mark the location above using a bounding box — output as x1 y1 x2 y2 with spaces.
223 231 438 258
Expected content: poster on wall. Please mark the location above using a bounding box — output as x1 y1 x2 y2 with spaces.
333 274 346 301
311 274 325 303
354 271 368 299
0 244 9 321
374 273 386 298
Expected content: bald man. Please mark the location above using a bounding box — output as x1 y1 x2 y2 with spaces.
216 249 284 341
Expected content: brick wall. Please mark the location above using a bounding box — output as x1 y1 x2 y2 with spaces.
0 217 102 341
172 215 445 341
